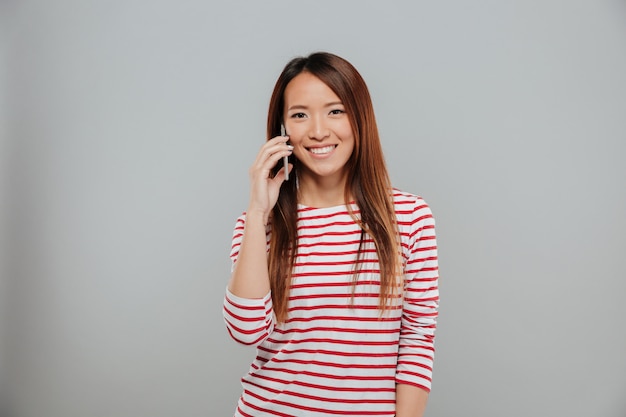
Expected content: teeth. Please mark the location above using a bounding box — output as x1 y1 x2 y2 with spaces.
309 145 335 155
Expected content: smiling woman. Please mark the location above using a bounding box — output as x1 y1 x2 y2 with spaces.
283 71 355 200
222 52 439 417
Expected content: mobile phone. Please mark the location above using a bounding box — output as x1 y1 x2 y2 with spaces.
281 124 289 181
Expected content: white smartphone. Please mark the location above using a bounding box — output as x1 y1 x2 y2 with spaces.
281 124 289 181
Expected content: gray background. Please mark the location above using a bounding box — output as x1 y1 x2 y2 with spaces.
2 1 625 416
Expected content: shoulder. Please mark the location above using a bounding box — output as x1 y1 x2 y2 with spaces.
392 188 433 217
392 188 436 236
392 189 437 260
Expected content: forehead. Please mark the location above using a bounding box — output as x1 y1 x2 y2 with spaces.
284 72 341 104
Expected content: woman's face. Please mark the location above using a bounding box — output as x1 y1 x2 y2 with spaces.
283 72 355 186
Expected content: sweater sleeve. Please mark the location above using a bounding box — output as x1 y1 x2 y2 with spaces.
396 198 439 392
222 214 275 346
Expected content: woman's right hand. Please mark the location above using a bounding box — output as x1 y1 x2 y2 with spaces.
246 135 293 224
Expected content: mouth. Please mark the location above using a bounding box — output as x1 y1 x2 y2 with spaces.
307 145 337 155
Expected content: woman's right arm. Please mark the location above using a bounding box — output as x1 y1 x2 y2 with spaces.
227 135 292 299
223 136 292 345
227 210 272 298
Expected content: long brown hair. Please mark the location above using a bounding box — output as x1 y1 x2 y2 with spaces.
266 52 401 323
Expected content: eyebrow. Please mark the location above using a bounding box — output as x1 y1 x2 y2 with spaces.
287 101 344 111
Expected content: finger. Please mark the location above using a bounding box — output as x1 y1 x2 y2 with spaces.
257 146 293 172
264 135 290 149
253 139 291 167
271 163 293 185
269 133 290 142
250 150 293 182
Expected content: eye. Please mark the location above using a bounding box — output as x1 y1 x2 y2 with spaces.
329 109 345 115
290 112 307 119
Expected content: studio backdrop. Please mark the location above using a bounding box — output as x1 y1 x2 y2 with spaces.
2 1 625 416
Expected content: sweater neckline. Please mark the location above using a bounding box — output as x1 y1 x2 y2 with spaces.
297 201 357 212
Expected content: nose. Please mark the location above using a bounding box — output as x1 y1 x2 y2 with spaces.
308 115 330 141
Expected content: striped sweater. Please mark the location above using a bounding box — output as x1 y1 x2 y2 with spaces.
223 189 439 417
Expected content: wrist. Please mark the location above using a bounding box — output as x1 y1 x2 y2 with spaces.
245 208 269 226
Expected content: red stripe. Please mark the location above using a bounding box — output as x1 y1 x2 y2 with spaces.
226 327 268 346
296 220 362 231
224 318 269 336
250 373 396 392
296 248 377 256
223 305 267 323
288 293 385 302
286 315 400 324
288 303 402 312
292 269 381 278
248 368 397 382
246 382 395 405
264 337 399 346
258 346 399 358
225 294 267 311
242 386 394 415
272 326 400 335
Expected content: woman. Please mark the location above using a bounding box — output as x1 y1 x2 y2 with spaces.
223 52 439 417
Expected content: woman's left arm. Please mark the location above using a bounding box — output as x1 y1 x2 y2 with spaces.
395 196 439 416
395 384 429 417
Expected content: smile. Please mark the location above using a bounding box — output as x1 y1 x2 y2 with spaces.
308 145 336 155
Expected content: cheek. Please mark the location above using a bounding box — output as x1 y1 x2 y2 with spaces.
337 119 354 139
286 125 306 142
339 130 355 148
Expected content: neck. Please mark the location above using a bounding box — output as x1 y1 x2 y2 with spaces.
297 173 350 208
